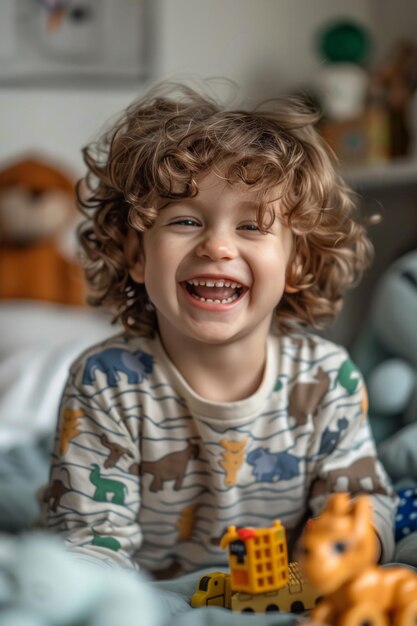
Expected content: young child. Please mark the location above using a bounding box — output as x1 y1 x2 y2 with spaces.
45 84 396 575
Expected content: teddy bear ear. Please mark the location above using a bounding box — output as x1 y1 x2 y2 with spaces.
0 156 75 194
124 229 146 284
0 156 76 245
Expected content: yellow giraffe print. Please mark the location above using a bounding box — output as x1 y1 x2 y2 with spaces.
176 504 200 541
218 438 248 487
59 408 84 455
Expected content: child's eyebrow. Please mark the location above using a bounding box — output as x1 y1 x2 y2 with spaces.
158 198 262 212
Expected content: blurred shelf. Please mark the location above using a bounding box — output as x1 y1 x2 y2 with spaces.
343 158 417 189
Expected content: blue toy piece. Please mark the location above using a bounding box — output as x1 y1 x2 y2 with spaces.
395 486 417 541
352 250 417 444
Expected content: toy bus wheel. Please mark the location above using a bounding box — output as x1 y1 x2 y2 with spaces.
242 608 254 613
339 603 388 626
290 601 305 614
266 604 279 612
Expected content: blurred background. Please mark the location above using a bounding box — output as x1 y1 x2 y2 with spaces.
0 0 416 349
0 0 416 530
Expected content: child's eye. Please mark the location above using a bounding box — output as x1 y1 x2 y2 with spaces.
238 223 260 231
169 218 200 227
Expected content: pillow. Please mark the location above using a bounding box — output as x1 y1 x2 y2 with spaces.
0 301 115 449
379 422 417 483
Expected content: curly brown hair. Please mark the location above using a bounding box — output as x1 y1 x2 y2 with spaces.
78 82 374 337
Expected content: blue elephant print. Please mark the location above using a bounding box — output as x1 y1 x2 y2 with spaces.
82 348 154 387
247 447 301 482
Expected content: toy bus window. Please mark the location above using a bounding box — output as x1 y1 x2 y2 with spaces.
198 576 211 591
230 541 246 564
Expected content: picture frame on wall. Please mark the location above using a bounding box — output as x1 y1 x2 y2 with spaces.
0 0 151 87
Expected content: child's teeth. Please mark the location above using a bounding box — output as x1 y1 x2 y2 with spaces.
186 279 242 288
194 293 239 303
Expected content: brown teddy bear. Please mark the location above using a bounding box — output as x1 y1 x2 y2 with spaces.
0 155 85 305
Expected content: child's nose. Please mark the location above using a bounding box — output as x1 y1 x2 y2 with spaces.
195 233 237 261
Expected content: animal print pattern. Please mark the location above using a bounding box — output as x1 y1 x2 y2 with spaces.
217 438 248 486
59 408 84 455
45 330 396 573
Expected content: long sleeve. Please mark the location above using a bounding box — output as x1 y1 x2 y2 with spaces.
307 359 396 562
45 348 143 569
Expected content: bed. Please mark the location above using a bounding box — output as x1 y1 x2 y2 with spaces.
1 299 416 626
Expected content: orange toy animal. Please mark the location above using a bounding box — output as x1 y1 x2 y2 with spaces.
299 493 417 626
0 155 85 305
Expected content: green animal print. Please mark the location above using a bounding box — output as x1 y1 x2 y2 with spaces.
89 464 127 505
337 359 360 395
92 535 122 552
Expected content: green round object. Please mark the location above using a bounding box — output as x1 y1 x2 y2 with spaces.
318 20 370 64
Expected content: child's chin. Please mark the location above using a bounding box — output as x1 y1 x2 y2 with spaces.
186 322 243 345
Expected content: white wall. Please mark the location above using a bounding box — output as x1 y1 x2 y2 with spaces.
0 0 375 174
370 0 417 63
155 0 374 100
0 88 138 176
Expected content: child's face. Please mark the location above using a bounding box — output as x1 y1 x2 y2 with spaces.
128 170 293 349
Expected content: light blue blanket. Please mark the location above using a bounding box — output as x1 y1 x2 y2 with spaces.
0 533 298 626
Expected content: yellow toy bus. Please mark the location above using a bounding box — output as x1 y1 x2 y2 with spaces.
231 562 320 614
191 521 320 615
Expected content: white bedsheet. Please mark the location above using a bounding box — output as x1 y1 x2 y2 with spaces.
0 301 115 449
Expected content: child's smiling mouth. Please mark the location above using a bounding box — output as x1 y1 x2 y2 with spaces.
181 277 247 305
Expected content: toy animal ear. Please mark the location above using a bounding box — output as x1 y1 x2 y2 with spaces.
125 229 145 284
327 492 350 515
352 496 373 537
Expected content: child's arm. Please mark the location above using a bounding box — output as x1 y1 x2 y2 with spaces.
308 367 396 563
45 356 143 570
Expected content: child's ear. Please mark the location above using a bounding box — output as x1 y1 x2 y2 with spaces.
284 282 300 294
125 229 145 284
285 255 303 294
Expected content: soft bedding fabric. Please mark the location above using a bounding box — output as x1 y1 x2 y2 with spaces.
0 533 297 626
0 435 51 531
0 301 114 448
0 301 416 623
